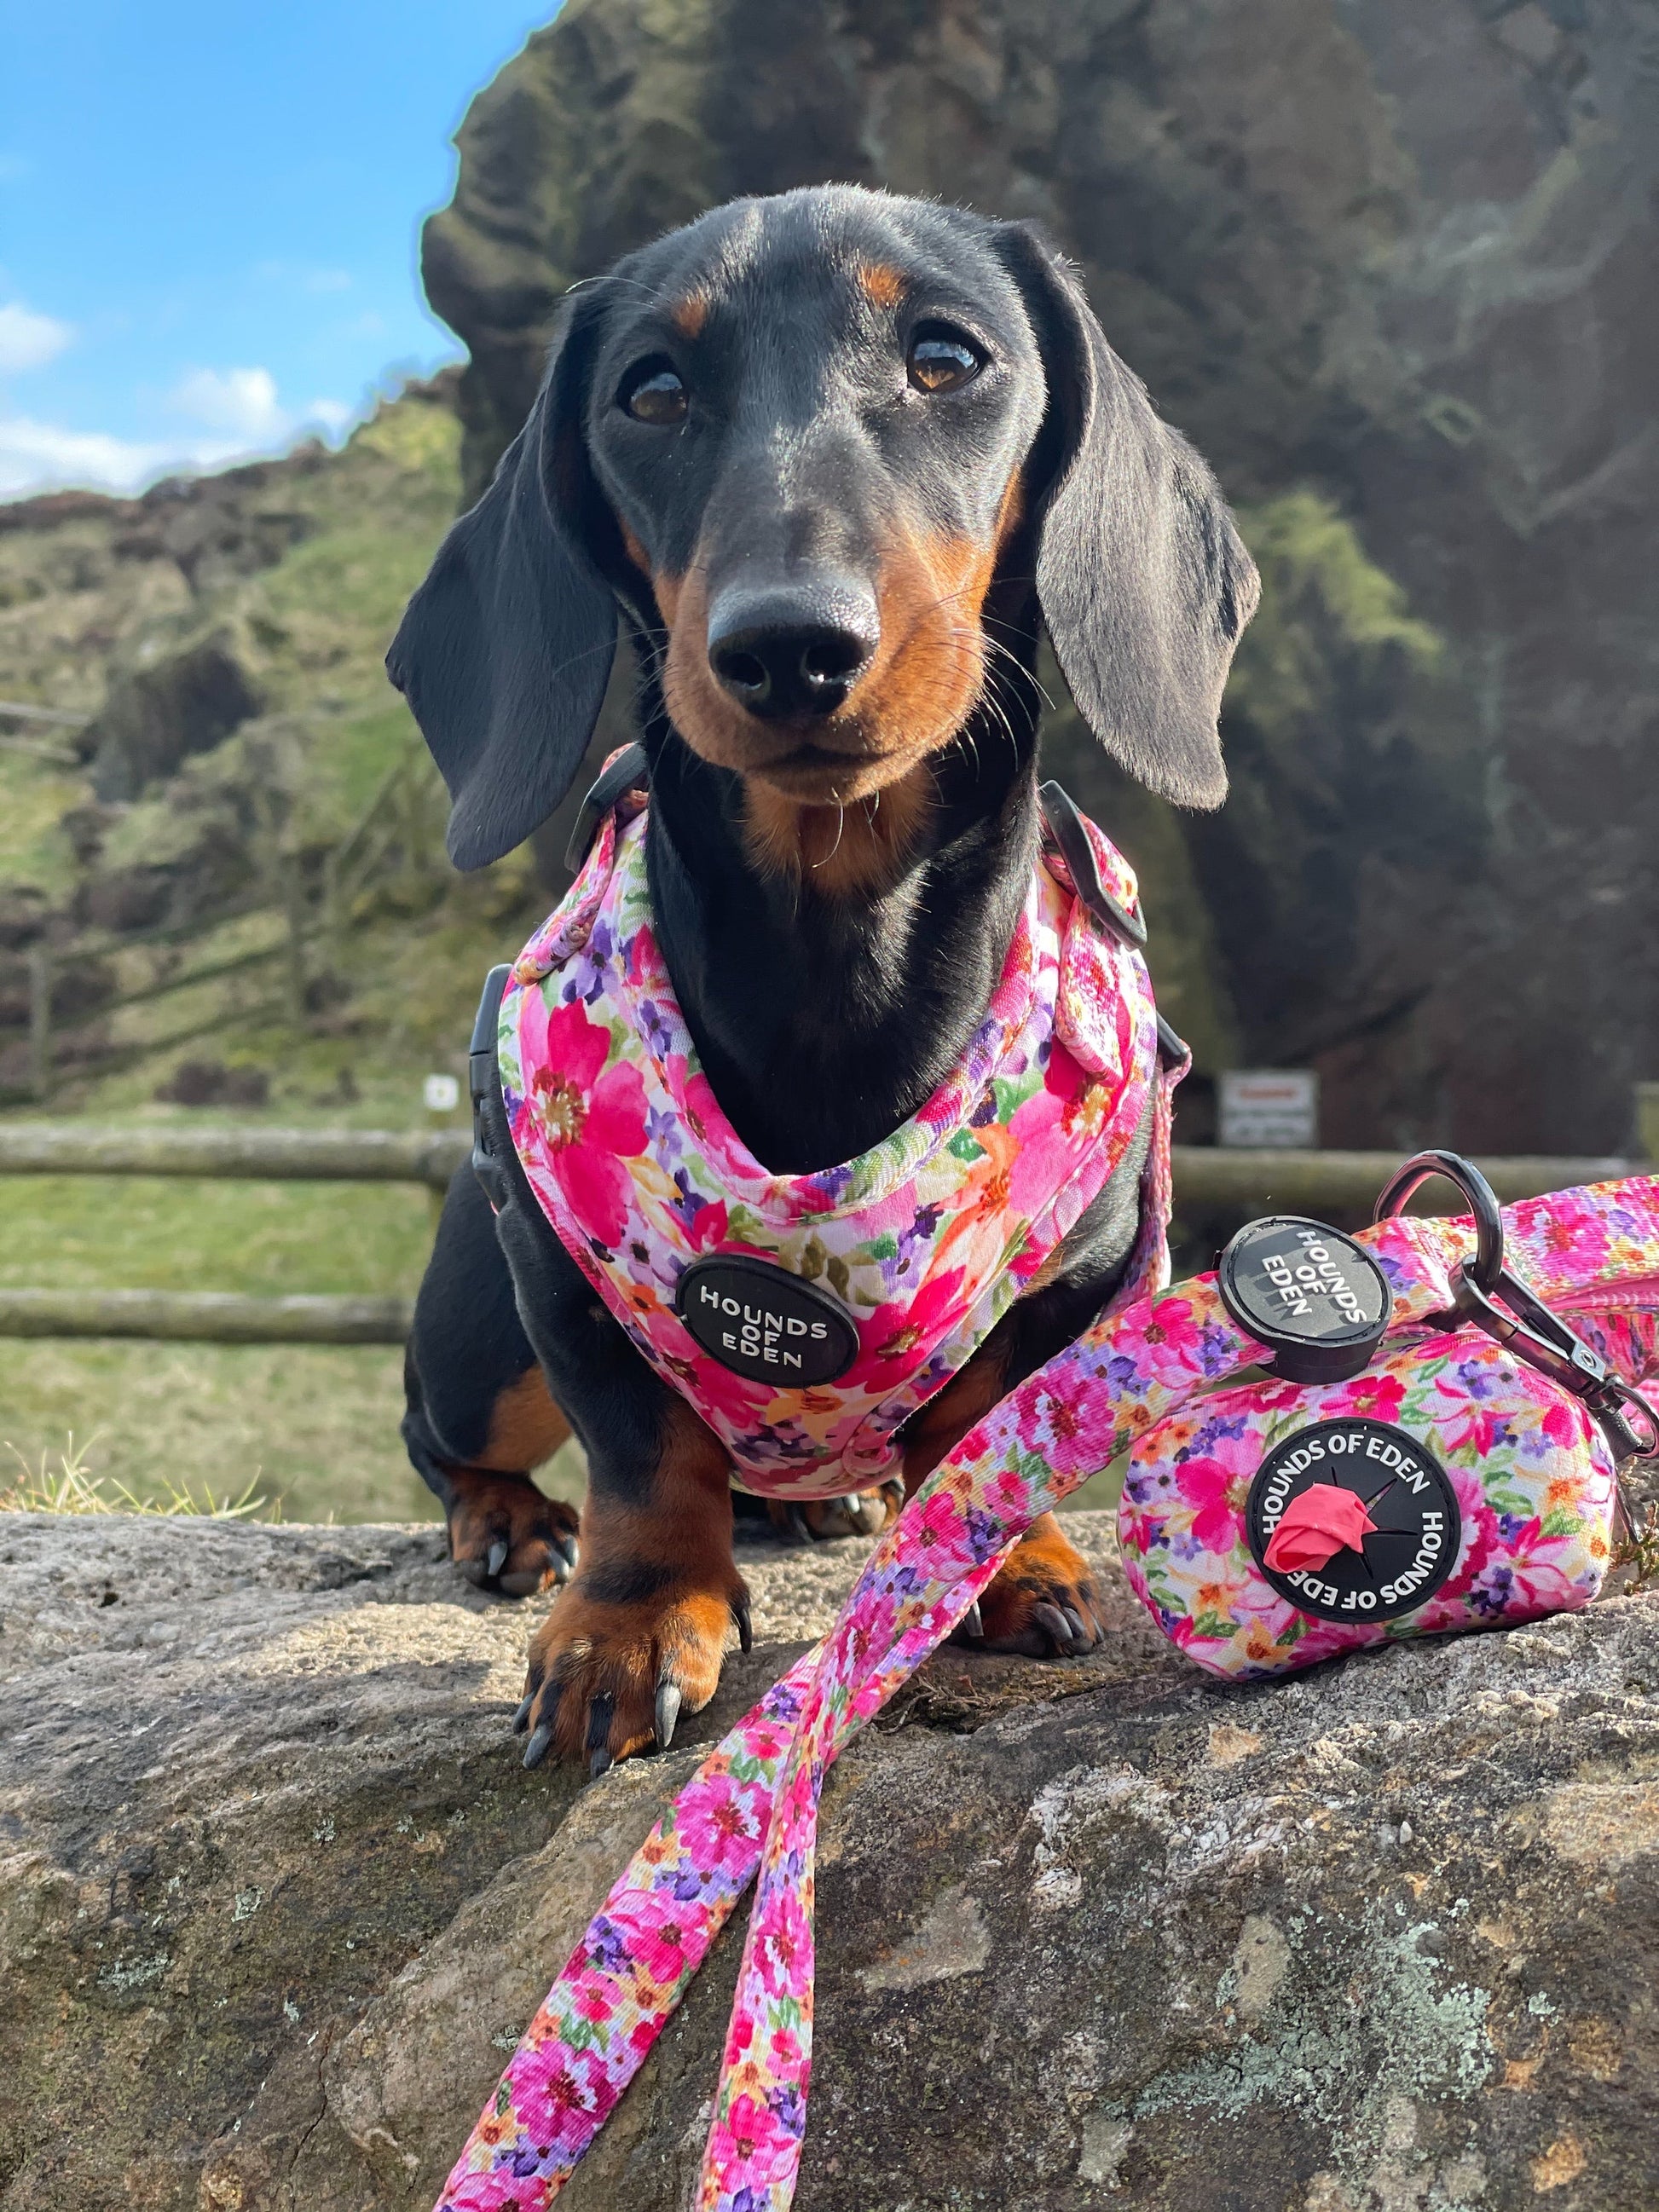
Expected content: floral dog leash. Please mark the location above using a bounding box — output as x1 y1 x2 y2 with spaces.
438 1173 1659 2212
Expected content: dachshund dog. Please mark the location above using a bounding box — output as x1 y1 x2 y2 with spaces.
390 185 1257 1773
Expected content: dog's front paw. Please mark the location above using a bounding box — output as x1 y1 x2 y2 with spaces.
514 1565 751 1776
958 1512 1104 1657
766 1480 904 1543
447 1469 580 1598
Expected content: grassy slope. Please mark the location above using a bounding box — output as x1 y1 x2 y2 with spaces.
0 395 566 1522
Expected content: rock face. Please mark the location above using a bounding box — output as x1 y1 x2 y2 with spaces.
422 0 1659 1156
3 1511 1656 2210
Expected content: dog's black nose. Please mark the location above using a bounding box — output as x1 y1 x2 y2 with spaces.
706 585 879 720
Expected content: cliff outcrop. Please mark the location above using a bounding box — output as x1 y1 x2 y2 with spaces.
421 0 1659 1153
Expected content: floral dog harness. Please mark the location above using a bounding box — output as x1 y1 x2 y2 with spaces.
496 772 1171 1498
438 1168 1659 2212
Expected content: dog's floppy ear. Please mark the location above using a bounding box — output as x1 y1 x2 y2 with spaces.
996 226 1258 810
386 292 617 869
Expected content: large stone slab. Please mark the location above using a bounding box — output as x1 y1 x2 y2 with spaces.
2 1512 1656 2210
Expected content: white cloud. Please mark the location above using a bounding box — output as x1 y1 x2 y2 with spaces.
0 300 74 374
169 365 289 442
0 370 360 500
0 417 194 497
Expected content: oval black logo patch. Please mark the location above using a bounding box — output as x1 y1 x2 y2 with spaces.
1246 1417 1461 1623
1218 1216 1391 1383
674 1256 859 1386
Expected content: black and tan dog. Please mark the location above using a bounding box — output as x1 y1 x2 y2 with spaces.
390 185 1257 1773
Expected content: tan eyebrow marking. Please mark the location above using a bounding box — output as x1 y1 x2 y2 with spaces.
668 291 710 339
856 262 908 309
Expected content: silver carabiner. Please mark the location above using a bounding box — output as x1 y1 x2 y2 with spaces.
1374 1150 1659 1467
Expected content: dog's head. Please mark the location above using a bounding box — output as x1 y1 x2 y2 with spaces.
390 185 1258 871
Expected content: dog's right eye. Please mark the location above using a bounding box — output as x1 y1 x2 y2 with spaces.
619 361 688 426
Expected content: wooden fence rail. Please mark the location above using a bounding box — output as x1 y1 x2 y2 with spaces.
0 1122 469 1187
0 1289 412 1344
0 1123 1633 1204
0 1124 1645 1343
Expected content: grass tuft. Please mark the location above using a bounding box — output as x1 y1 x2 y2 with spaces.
1 1433 272 1520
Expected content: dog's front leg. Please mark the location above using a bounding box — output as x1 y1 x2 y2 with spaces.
517 1393 749 1775
493 1198 749 1775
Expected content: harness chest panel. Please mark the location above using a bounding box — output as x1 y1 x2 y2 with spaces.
498 794 1165 1497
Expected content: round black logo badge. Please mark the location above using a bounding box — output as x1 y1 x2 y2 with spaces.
1217 1216 1391 1383
674 1256 859 1386
1246 1418 1461 1622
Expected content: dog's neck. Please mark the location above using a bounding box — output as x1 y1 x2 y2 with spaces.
637 680 1043 1177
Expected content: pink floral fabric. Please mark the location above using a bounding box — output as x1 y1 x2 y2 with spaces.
437 1176 1659 2212
1118 1332 1621 1678
499 798 1160 1495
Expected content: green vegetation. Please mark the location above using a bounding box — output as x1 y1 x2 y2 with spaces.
1227 489 1443 735
0 1157 442 1520
1 1431 268 1518
0 1340 436 1523
0 1170 432 1296
0 384 553 1524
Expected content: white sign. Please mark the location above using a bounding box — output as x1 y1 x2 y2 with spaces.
423 1072 461 1114
1218 1069 1319 1150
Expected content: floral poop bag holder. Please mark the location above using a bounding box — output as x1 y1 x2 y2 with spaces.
438 1156 1659 2212
1116 1152 1657 1679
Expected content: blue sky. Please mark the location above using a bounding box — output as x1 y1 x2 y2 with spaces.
0 2 558 498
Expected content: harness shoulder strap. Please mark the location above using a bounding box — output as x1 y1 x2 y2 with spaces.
564 741 650 875
1040 777 1189 1070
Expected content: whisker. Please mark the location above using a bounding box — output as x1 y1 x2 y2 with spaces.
812 804 847 869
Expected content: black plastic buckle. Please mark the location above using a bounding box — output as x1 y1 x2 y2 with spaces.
564 742 649 875
468 964 514 1216
1373 1150 1659 1465
1038 780 1147 949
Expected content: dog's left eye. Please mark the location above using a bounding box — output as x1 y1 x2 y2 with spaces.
907 329 984 394
620 361 688 425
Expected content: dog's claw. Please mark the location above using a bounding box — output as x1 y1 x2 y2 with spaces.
1034 1602 1077 1652
523 1720 554 1770
655 1682 682 1751
512 1692 533 1735
732 1598 753 1654
787 1506 812 1545
589 1747 614 1780
1062 1605 1088 1646
962 1599 985 1642
486 1539 509 1581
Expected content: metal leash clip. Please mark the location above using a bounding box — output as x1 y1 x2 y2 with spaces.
1374 1149 1659 1467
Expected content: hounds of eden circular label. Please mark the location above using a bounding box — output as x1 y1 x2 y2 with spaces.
1217 1216 1391 1383
675 1256 860 1385
1246 1417 1462 1622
